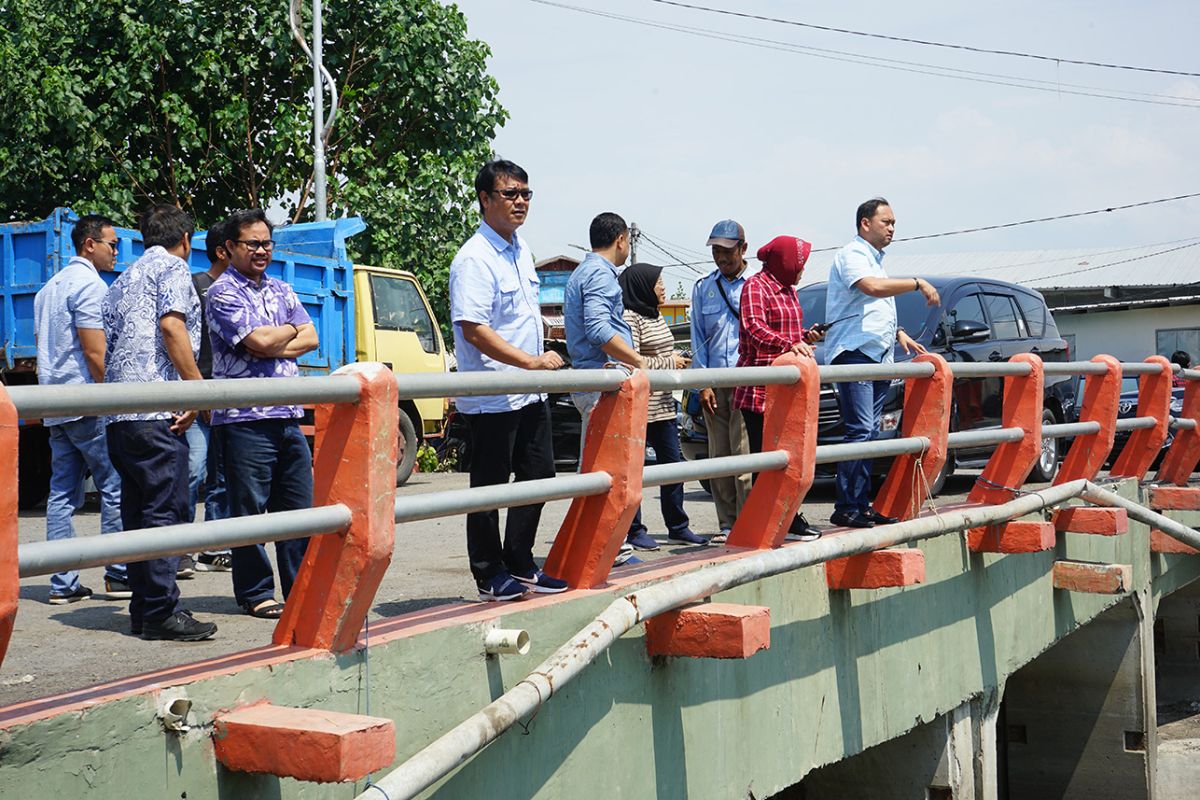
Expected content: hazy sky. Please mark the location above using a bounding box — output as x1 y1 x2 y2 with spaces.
450 0 1200 293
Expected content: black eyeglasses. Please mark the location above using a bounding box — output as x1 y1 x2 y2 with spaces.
90 238 118 252
235 239 275 252
491 188 533 201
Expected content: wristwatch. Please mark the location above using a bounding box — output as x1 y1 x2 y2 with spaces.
913 278 920 292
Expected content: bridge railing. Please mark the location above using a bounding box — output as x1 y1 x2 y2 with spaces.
2 355 1199 669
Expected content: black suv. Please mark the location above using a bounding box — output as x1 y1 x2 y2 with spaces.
680 276 1075 494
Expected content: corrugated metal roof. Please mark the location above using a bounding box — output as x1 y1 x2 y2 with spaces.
800 238 1200 290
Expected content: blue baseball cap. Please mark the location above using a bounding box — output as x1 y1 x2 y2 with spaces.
706 219 745 248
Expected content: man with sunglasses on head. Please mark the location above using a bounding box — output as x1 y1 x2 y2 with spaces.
449 159 567 602
33 214 129 605
206 209 318 621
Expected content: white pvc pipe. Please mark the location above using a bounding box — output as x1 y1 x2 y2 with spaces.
358 480 1097 800
483 629 530 656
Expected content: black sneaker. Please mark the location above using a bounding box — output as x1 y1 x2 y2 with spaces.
176 555 196 579
195 553 232 572
48 585 93 605
141 611 218 641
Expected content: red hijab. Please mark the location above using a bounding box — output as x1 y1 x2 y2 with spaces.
756 235 812 286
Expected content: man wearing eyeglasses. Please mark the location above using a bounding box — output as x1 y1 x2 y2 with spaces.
449 159 567 602
207 208 318 621
33 214 129 605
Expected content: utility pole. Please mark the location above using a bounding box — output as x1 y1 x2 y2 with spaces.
311 0 327 221
630 222 639 263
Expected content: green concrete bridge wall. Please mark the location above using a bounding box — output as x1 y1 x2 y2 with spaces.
2 479 1199 799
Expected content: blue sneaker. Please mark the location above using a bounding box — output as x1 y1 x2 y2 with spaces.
513 570 569 594
667 528 710 546
477 573 529 602
626 531 661 551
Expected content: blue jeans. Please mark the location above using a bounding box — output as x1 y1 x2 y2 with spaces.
216 420 313 607
46 417 126 595
185 418 229 530
833 349 891 514
106 420 189 624
628 418 690 538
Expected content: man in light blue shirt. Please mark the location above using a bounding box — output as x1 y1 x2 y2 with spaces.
449 160 567 601
689 219 752 540
563 212 638 373
825 198 939 529
33 214 128 605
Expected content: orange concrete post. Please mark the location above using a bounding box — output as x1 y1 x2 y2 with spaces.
213 702 395 783
1052 560 1133 594
1158 375 1200 485
0 385 16 671
1055 355 1122 485
273 363 398 652
1150 529 1199 555
825 548 925 590
644 603 770 659
1053 506 1128 536
543 371 649 589
1111 355 1173 481
967 354 1050 552
874 353 952 521
726 354 819 550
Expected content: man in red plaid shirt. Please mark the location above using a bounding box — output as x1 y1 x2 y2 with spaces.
734 235 823 540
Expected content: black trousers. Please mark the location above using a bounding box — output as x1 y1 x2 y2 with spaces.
464 401 555 582
741 408 810 531
106 420 188 624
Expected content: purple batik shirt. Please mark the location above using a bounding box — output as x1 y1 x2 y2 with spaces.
206 266 313 426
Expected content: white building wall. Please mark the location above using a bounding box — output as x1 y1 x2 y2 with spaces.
1055 305 1200 362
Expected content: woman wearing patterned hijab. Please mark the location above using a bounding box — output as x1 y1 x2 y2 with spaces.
618 263 709 549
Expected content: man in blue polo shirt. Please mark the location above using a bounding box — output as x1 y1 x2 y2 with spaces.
690 219 753 543
449 160 567 602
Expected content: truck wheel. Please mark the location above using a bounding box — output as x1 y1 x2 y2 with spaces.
18 425 51 509
1028 408 1060 483
396 409 418 486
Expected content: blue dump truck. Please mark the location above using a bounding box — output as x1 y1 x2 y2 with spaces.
1 208 448 507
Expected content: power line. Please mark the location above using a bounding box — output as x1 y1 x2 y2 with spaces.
527 1 1200 109
649 0 1200 78
1035 240 1200 282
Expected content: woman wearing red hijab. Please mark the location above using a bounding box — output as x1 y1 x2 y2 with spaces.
734 235 823 541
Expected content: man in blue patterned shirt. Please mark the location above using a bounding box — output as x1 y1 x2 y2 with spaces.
102 205 217 641
33 214 129 604
207 208 318 620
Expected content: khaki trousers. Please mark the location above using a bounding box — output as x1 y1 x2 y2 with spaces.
702 386 751 530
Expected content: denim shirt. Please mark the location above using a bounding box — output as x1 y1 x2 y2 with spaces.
448 222 545 415
206 266 313 425
564 252 632 370
824 236 897 365
34 256 108 425
102 246 200 423
689 266 747 370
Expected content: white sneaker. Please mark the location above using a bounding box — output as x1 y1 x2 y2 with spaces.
613 541 635 566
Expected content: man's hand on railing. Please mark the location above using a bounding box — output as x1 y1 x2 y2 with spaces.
528 352 565 370
897 330 928 356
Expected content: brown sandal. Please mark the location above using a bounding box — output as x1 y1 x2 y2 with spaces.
243 599 284 619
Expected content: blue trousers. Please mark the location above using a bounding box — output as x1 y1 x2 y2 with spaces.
185 417 229 523
106 420 188 624
216 420 313 607
833 349 891 514
46 417 126 594
628 418 690 538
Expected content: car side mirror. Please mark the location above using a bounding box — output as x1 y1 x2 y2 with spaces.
950 319 990 343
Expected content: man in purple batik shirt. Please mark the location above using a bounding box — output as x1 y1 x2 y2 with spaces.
206 208 319 620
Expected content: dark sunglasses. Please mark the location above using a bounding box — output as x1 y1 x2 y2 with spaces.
491 188 533 201
90 238 118 252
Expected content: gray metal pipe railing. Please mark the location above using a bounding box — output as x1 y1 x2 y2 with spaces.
1172 418 1197 431
818 362 935 383
1043 421 1102 438
642 452 789 488
7 375 361 419
950 362 1033 378
394 473 612 524
18 504 352 578
1042 361 1110 376
1115 417 1157 432
815 436 930 464
947 427 1025 450
1121 362 1169 376
647 366 799 392
359 479 1097 800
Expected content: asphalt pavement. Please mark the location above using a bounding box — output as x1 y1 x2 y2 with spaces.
1 470 985 706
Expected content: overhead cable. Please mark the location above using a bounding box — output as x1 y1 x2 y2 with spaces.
649 0 1200 78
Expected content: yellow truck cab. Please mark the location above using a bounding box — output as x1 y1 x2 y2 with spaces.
353 265 447 484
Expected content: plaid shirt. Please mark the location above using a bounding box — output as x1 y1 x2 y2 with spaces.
733 268 806 413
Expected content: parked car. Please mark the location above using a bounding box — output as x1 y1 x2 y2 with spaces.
679 276 1076 495
1066 375 1184 468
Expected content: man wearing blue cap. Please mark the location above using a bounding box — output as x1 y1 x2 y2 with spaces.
689 220 753 543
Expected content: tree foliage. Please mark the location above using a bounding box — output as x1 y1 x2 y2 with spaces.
0 0 507 329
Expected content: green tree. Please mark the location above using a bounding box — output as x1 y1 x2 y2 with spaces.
0 0 506 331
